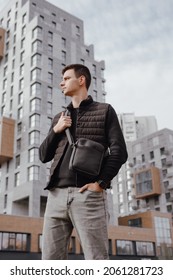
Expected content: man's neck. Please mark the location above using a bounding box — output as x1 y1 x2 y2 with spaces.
71 93 88 108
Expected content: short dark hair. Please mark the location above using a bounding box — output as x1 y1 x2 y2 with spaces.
62 64 91 90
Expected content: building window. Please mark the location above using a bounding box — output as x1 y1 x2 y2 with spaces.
76 25 80 36
28 165 39 181
135 169 153 195
29 130 40 145
16 138 21 152
20 51 25 62
5 53 8 63
13 34 16 44
47 86 52 99
14 23 17 33
118 193 123 203
13 46 16 56
93 77 97 90
21 37 25 49
128 218 142 227
28 148 39 163
12 59 15 69
4 194 7 208
32 26 42 38
40 15 44 22
11 72 14 83
32 39 42 52
52 21 56 28
20 64 24 76
3 79 7 90
5 177 9 190
150 151 154 159
61 37 66 48
14 172 20 187
30 82 41 96
167 205 172 213
6 30 10 39
21 25 26 36
0 232 30 251
161 158 166 167
10 86 13 97
1 105 5 116
19 78 24 90
47 117 52 128
154 217 171 245
92 64 96 76
61 50 66 63
86 49 90 56
17 122 22 134
162 169 167 178
2 92 6 104
29 113 40 128
22 13 27 24
15 155 20 168
48 44 53 55
47 102 52 115
30 98 41 112
48 58 53 70
6 41 9 51
18 92 23 105
15 11 18 20
31 53 41 66
142 154 145 162
136 241 155 256
160 147 165 156
31 68 41 81
116 240 135 256
17 107 23 120
163 181 169 190
48 72 53 84
119 205 124 214
48 31 53 42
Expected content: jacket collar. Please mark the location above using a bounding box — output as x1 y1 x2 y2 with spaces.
67 95 93 110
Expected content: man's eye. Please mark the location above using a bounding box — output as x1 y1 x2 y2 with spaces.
64 77 70 81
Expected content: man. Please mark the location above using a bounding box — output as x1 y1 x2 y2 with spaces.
39 64 128 260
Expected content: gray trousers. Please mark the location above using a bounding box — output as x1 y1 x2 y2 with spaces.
42 187 109 260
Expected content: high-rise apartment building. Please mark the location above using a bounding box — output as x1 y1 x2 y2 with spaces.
128 128 173 218
110 113 158 224
0 0 106 217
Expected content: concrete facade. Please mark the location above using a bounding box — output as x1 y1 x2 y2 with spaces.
0 0 106 217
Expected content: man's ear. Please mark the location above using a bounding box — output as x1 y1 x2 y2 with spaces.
79 75 85 86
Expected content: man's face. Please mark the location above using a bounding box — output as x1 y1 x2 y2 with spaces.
59 69 81 97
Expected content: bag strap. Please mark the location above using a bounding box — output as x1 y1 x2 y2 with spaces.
64 109 74 147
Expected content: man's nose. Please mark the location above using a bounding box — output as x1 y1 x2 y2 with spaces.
59 80 64 87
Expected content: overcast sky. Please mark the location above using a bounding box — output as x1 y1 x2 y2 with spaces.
1 0 173 130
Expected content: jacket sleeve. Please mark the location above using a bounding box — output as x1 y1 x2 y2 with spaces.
39 115 62 163
99 105 128 184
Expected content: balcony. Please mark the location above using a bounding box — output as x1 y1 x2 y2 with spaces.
0 117 15 164
134 167 161 199
168 184 173 190
166 160 172 167
167 172 173 178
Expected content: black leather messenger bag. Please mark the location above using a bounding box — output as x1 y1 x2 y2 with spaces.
65 127 105 176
